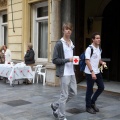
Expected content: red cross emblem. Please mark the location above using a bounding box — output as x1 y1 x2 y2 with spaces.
74 58 78 63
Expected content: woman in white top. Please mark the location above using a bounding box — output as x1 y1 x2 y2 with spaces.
2 45 11 64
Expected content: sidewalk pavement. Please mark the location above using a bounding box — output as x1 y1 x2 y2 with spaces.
0 80 120 120
78 81 120 93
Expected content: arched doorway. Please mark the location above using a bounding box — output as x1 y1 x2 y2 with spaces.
75 0 85 83
101 0 120 81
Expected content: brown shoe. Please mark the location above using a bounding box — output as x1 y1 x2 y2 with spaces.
86 107 96 114
27 81 32 84
25 79 32 84
91 104 99 112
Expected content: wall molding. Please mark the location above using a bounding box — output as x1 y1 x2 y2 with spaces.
0 0 7 8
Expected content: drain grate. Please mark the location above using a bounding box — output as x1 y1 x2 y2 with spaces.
66 108 85 114
3 99 31 107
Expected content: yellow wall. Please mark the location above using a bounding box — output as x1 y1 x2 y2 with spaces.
28 0 46 3
7 0 47 61
8 0 23 60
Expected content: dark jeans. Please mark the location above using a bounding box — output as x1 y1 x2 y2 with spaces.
85 73 104 108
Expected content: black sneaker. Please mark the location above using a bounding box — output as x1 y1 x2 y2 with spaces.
91 104 99 112
53 111 58 118
86 107 96 114
51 103 56 111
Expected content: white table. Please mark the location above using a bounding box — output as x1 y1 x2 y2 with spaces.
0 64 33 86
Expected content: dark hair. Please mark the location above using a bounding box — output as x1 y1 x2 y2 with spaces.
62 22 73 31
91 32 100 39
3 45 7 49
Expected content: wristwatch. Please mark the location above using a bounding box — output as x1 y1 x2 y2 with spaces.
90 70 93 73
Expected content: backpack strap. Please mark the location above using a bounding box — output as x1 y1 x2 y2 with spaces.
99 48 102 53
89 45 102 57
88 45 93 57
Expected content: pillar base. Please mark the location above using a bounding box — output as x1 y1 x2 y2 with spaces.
46 63 60 86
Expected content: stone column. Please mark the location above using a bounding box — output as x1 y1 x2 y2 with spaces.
46 0 61 86
61 0 75 43
61 0 71 23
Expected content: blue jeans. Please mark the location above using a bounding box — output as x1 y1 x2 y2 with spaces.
85 73 104 108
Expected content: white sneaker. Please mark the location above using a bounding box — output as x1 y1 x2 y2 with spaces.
64 118 67 120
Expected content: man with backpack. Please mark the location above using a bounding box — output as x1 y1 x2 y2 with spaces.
84 32 106 114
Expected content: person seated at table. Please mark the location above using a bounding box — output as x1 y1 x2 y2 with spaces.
24 43 35 69
0 46 5 64
0 46 5 80
2 45 12 64
24 43 35 84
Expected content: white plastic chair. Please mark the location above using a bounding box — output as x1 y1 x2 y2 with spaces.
36 66 46 85
32 65 43 84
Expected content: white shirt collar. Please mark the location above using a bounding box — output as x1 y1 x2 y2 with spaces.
91 43 99 50
60 38 75 49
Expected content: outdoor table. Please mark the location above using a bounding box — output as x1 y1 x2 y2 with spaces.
0 64 33 86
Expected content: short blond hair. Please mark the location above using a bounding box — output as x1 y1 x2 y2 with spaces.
62 22 73 32
28 43 33 49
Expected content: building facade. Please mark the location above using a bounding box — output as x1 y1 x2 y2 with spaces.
0 0 120 85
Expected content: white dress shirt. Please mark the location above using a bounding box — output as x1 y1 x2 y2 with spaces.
5 49 12 64
61 38 75 76
84 44 101 74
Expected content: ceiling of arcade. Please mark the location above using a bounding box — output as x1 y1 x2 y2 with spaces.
95 0 111 17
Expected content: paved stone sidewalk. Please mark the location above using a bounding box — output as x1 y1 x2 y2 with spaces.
0 80 120 120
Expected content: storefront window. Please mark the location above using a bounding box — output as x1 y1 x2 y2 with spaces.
33 2 48 61
37 6 48 17
0 11 8 45
38 21 48 58
4 26 8 45
2 14 7 23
